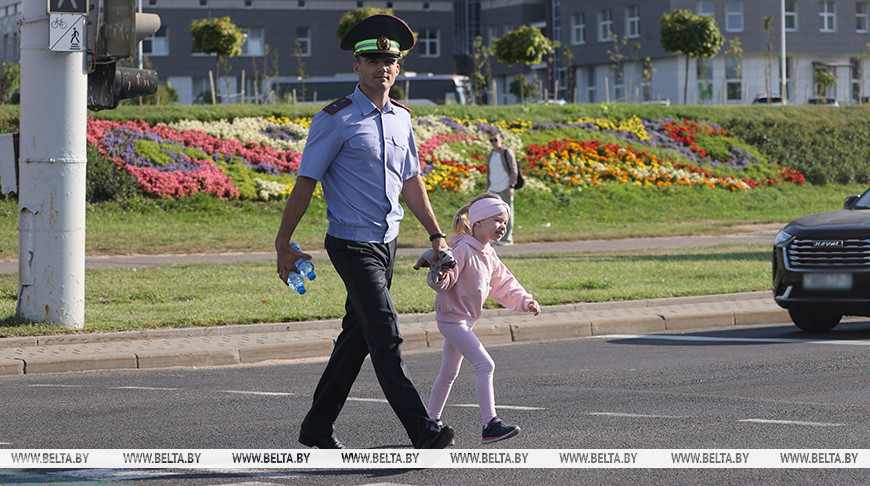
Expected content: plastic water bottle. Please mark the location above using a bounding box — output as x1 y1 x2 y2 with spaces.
290 242 316 280
286 271 306 295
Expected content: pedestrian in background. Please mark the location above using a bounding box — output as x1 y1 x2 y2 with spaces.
424 192 541 444
485 132 518 245
274 14 454 450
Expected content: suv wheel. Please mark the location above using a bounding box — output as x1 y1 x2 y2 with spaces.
788 308 842 332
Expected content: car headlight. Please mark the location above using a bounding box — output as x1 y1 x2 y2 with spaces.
774 229 794 247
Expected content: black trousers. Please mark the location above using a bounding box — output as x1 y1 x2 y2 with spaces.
300 235 439 448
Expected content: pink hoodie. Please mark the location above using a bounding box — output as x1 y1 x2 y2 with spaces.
428 233 534 325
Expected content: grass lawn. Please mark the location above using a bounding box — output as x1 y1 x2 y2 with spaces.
1 181 865 336
0 183 863 259
0 243 770 337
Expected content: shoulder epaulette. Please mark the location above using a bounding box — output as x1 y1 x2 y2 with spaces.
322 97 352 114
390 99 413 113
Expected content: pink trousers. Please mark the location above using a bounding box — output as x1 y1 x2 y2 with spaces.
427 320 496 426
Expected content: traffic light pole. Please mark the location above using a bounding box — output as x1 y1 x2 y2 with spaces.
17 0 88 328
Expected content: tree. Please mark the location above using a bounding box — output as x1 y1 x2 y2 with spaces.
763 15 775 98
814 70 837 101
293 41 308 102
190 17 246 103
493 25 555 104
508 75 538 102
336 7 394 41
607 33 627 101
472 36 493 105
0 61 19 104
660 9 725 104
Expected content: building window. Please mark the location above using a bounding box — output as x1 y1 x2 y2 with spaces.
598 9 612 42
641 58 654 101
586 66 597 103
613 63 625 102
726 56 742 101
296 27 310 57
240 27 265 56
423 2 431 10
148 0 157 6
785 0 797 31
571 13 586 45
199 0 207 7
858 2 869 32
487 25 497 46
357 1 364 8
298 0 306 7
697 1 714 17
819 1 836 32
626 5 640 38
142 26 168 56
387 2 393 7
245 0 252 7
697 59 713 103
726 1 743 32
419 28 440 57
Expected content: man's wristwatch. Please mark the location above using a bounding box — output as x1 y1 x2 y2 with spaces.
429 232 447 241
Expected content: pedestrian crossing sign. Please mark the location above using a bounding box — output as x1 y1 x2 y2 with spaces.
49 13 85 52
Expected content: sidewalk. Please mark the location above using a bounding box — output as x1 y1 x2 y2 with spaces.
0 226 785 376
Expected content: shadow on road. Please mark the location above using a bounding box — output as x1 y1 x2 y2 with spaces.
607 320 870 347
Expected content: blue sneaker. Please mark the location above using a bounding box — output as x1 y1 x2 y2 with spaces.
481 417 520 444
435 420 456 446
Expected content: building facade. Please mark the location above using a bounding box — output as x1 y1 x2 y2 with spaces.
1 0 868 105
551 0 870 105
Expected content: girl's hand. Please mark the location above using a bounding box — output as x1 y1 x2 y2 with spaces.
528 300 541 316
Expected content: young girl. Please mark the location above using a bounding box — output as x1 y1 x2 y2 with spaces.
426 192 541 444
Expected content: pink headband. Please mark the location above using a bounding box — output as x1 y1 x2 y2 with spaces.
468 198 510 225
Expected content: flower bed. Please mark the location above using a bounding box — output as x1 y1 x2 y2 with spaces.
86 114 804 200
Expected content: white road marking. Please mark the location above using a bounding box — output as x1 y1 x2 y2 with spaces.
204 482 285 486
51 468 176 481
27 384 83 387
588 412 688 419
347 397 545 410
738 418 845 427
220 390 294 397
109 386 182 391
346 397 389 403
599 334 870 346
453 404 547 411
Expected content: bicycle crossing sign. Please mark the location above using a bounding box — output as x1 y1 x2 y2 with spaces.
49 14 85 52
48 0 87 14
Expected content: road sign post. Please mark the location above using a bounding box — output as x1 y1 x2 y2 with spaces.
17 0 89 327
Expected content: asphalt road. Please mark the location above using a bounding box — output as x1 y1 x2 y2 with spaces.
3 319 870 484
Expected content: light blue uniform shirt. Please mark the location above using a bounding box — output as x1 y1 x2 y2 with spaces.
298 86 420 243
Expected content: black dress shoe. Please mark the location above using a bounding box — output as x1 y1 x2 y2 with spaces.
419 425 455 449
299 429 346 449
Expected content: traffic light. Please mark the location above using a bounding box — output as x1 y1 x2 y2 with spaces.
87 62 159 111
87 0 161 110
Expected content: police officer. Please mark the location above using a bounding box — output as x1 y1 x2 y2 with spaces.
274 14 455 449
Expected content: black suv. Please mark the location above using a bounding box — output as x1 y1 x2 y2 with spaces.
773 189 870 331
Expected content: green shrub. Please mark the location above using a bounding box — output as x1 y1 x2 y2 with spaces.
86 145 139 202
132 140 209 167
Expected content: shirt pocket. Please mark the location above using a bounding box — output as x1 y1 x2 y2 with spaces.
344 135 382 167
385 136 409 174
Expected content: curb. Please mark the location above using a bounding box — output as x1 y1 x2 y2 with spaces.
0 292 789 376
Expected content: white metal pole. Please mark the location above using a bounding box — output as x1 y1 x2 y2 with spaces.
138 0 143 70
17 0 87 328
781 0 787 104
